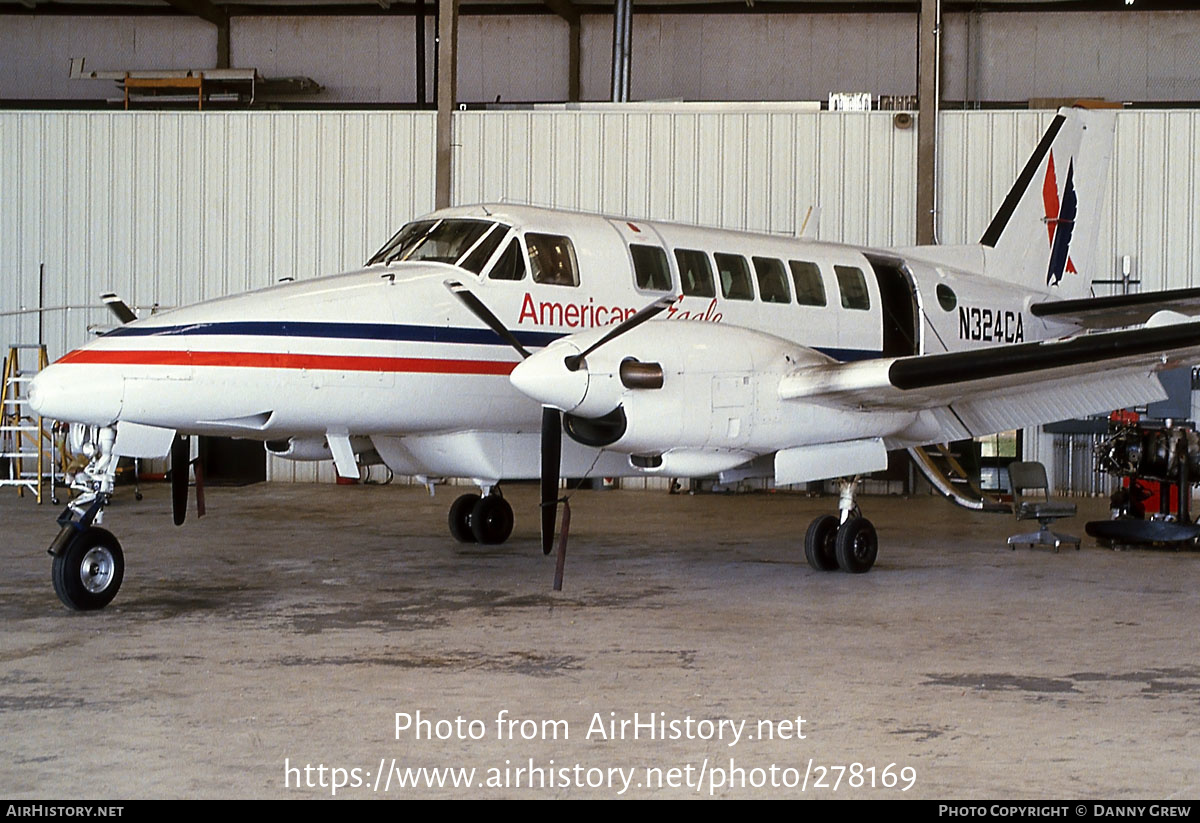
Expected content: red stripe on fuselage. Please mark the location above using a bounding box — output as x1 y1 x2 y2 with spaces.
57 349 518 376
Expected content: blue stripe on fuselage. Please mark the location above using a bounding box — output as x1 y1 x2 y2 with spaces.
104 320 564 348
102 320 878 362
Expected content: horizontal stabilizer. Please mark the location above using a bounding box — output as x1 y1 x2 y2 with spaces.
1031 287 1200 330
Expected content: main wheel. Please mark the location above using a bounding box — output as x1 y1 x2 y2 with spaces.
470 495 514 545
804 514 839 571
52 526 125 611
448 493 481 543
835 517 878 574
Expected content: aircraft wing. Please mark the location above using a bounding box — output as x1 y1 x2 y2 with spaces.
779 318 1200 443
1031 287 1200 330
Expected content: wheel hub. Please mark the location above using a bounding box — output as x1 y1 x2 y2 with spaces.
79 547 115 593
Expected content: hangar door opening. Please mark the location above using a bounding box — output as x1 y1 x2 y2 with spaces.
865 255 919 357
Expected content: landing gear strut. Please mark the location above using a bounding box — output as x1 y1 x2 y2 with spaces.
803 476 878 574
447 488 514 546
48 425 125 609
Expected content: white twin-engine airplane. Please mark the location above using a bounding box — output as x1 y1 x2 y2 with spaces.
29 106 1200 610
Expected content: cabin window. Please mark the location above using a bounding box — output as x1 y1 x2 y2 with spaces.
835 265 871 310
457 224 507 274
752 257 791 304
936 283 957 312
715 253 755 301
789 260 827 307
527 233 580 287
675 249 715 298
630 245 672 292
487 238 527 281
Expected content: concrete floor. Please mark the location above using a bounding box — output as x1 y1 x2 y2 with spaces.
1 481 1198 799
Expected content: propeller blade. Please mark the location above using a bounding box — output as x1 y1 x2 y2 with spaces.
444 279 531 359
170 434 189 526
100 292 137 324
566 293 677 371
541 407 562 556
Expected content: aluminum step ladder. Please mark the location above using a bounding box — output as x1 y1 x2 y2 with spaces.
1 344 53 503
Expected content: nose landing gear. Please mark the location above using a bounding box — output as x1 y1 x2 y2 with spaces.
47 425 125 610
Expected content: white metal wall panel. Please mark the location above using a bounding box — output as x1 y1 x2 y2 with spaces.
454 108 916 247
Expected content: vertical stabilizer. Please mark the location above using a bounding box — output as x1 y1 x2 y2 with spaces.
979 107 1116 300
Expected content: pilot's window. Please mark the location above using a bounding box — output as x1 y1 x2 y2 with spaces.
789 260 827 307
376 219 495 266
526 233 580 287
674 249 715 298
487 238 527 281
458 224 507 274
752 257 791 304
630 245 672 292
715 253 754 301
368 220 435 265
835 265 871 310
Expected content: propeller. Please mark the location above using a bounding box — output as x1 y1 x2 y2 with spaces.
565 293 677 372
445 279 677 562
100 292 137 325
170 434 189 526
540 407 562 556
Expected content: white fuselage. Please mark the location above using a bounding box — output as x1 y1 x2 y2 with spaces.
29 204 1074 483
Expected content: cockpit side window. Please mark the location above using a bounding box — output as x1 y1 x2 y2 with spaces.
674 249 715 298
487 238 528 281
630 244 672 292
526 233 580 287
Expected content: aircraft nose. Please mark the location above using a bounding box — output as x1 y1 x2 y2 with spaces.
29 362 123 426
509 346 589 413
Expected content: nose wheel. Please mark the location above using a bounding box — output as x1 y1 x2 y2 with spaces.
51 526 125 611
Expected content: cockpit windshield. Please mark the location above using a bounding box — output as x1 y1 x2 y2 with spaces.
367 219 506 268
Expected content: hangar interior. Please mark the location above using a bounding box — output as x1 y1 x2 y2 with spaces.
2 1 1200 497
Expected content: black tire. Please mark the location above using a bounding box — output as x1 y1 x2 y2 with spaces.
471 495 514 545
448 493 481 543
835 517 878 574
52 527 125 611
804 514 840 571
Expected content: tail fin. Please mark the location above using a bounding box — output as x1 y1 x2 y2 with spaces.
979 107 1116 300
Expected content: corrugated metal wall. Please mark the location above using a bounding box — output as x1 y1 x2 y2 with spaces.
3 107 1199 484
0 110 436 360
454 109 915 247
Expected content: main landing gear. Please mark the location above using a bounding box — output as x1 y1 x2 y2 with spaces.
48 425 125 610
804 477 878 574
448 488 515 546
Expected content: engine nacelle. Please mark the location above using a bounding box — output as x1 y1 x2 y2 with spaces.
511 322 919 479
